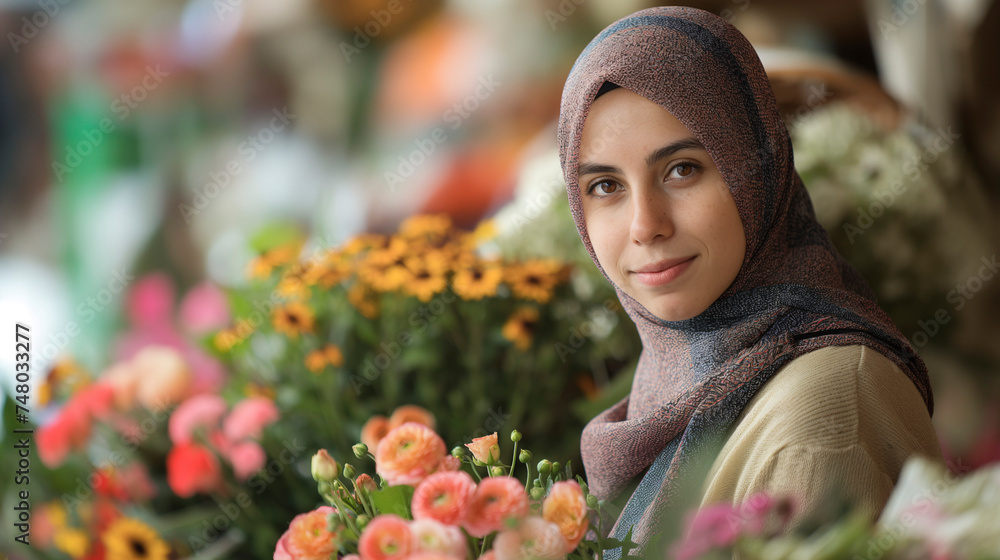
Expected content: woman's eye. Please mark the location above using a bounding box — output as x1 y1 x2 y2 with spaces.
668 162 699 180
590 180 619 195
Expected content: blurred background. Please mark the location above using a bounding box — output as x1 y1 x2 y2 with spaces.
1 0 1000 554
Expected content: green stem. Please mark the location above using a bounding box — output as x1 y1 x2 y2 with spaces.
508 440 519 477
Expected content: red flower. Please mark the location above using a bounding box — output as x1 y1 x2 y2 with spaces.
167 443 222 498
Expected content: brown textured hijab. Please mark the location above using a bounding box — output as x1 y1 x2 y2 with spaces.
557 6 933 553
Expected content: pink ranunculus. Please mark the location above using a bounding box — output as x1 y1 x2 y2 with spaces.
375 422 447 487
166 442 222 498
670 502 742 560
274 506 340 560
223 397 280 442
179 282 230 334
410 519 466 557
493 517 568 560
228 440 267 481
358 514 412 560
462 477 530 538
478 552 496 560
169 394 228 445
412 471 476 526
126 273 175 328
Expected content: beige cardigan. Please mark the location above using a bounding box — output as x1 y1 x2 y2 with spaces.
699 345 944 532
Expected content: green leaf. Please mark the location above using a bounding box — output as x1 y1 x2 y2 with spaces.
369 484 415 519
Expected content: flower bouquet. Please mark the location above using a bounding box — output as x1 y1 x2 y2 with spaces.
275 417 638 560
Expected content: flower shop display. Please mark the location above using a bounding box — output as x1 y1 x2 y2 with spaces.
277 423 639 559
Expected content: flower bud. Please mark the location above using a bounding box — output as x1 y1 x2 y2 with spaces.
552 461 562 475
355 473 377 495
451 446 466 458
356 514 370 530
343 463 356 480
490 466 505 477
537 460 552 474
465 433 500 464
353 443 369 458
311 449 340 483
530 487 546 500
510 430 522 443
519 449 532 464
587 494 599 509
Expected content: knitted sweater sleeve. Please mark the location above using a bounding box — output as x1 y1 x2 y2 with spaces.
698 344 945 533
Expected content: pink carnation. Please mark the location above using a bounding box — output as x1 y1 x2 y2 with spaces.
169 394 227 445
224 397 279 442
228 440 266 481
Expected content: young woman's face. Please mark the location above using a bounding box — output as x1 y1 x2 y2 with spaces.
578 87 747 322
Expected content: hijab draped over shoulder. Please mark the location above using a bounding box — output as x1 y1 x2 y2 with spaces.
557 5 933 551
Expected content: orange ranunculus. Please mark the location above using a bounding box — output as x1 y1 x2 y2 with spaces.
464 432 500 464
274 506 340 560
462 477 530 538
411 471 476 525
358 514 412 560
166 443 222 498
131 346 192 411
541 480 589 551
389 404 436 430
361 415 392 451
493 517 568 560
375 422 447 487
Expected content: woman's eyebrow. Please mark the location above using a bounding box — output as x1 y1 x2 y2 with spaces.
645 137 705 166
578 137 705 177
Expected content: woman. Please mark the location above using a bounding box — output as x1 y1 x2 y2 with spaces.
557 6 943 555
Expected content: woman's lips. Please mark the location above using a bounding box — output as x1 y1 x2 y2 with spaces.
631 256 696 287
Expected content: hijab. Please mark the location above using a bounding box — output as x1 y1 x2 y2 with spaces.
557 5 933 552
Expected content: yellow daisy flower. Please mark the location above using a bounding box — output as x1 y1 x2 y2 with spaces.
54 527 89 559
245 383 276 400
102 517 170 560
357 247 412 293
304 251 350 288
276 276 310 300
305 349 328 373
452 258 503 300
503 307 540 350
348 283 380 319
399 213 453 240
504 259 566 303
402 257 448 302
272 302 315 338
342 233 388 257
325 344 344 367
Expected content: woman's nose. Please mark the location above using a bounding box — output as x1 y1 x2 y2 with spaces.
629 185 674 245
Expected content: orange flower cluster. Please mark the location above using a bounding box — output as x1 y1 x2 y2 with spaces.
284 419 594 560
237 214 571 337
